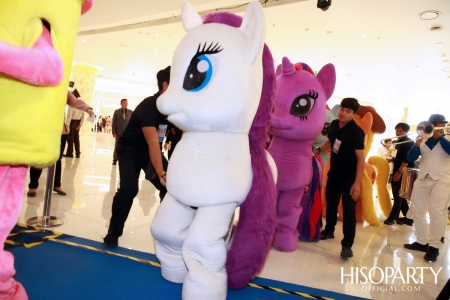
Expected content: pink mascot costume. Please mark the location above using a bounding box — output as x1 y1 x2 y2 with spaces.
268 58 336 252
0 1 93 299
151 1 278 300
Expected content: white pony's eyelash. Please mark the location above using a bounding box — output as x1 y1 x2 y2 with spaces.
194 42 223 58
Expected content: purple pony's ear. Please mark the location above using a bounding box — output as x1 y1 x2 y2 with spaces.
317 63 336 99
275 64 282 76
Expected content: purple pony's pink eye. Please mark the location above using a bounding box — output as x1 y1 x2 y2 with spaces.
289 90 318 120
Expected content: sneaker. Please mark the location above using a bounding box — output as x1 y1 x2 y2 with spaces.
424 246 439 262
340 247 353 258
112 160 117 165
320 231 335 240
103 234 118 247
404 242 429 252
384 218 395 225
75 155 80 158
441 237 444 243
63 154 73 158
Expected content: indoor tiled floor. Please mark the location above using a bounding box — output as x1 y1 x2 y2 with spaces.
18 132 450 299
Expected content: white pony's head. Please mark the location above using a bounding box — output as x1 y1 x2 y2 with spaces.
157 1 266 133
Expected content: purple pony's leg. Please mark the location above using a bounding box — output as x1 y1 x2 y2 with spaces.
273 187 304 252
0 166 28 300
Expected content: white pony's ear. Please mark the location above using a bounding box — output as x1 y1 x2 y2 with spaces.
181 1 203 32
239 1 266 65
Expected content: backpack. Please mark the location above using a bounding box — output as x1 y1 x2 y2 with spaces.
102 118 106 127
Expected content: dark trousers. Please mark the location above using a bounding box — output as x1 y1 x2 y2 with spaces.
388 177 409 220
113 136 120 161
108 147 168 237
29 134 67 189
324 175 356 248
66 119 81 155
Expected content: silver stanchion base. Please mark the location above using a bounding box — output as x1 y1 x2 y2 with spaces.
26 216 64 228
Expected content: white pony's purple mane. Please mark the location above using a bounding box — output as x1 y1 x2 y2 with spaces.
203 11 278 289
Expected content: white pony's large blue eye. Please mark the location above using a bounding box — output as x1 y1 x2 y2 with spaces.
183 54 213 92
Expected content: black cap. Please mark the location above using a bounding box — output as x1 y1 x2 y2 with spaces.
340 98 360 113
428 114 447 125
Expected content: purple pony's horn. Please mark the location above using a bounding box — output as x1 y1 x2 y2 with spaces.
282 57 296 76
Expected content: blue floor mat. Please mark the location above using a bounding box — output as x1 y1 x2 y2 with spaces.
6 224 368 300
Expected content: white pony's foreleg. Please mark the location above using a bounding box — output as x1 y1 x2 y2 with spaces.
182 202 237 300
151 193 195 283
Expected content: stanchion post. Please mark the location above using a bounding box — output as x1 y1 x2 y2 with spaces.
26 165 64 228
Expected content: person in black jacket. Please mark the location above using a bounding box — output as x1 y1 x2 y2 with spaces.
112 99 133 165
384 123 415 226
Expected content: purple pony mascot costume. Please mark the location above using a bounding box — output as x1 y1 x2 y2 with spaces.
151 1 278 299
269 58 336 252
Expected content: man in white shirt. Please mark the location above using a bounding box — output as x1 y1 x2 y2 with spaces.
377 139 394 198
64 95 85 158
404 114 450 262
377 138 394 180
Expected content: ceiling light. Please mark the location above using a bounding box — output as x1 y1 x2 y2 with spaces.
436 43 444 48
442 68 450 72
418 11 441 20
362 34 366 38
89 51 92 54
154 49 157 52
82 39 86 42
156 33 160 37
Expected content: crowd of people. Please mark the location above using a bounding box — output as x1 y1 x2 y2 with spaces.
25 72 449 264
314 98 450 262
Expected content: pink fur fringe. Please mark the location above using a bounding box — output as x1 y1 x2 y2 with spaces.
0 165 28 300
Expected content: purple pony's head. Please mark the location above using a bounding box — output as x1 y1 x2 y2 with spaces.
271 57 336 141
203 12 276 146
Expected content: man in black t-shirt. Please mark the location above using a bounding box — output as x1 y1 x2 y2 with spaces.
103 66 171 248
313 98 365 258
384 123 415 226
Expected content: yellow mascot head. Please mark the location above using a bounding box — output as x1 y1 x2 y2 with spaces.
0 0 93 168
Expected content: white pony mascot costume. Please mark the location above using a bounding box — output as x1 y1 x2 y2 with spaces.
151 1 278 300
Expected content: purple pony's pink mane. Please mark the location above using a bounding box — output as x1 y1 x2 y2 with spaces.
203 12 277 289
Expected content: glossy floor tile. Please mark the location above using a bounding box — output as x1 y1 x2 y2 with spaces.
18 132 450 299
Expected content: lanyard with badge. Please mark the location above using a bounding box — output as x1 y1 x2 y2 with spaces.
332 139 342 154
157 124 168 143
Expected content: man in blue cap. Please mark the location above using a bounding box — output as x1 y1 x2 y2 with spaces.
404 114 450 262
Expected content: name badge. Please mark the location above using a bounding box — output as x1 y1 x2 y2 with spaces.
332 138 342 154
158 124 168 142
